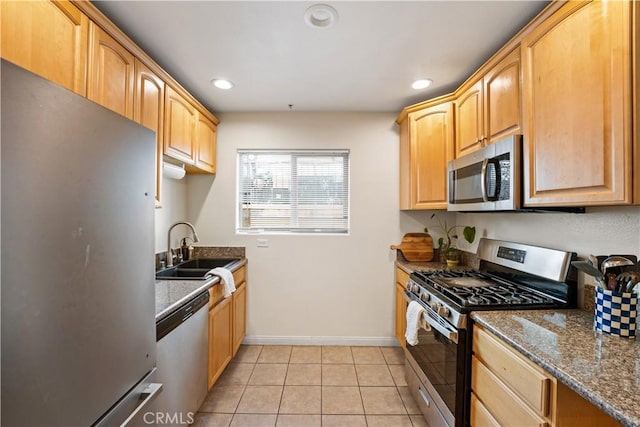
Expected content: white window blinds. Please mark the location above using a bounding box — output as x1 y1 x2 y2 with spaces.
238 150 350 234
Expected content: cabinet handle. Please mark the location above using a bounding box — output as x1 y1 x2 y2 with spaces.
418 387 431 407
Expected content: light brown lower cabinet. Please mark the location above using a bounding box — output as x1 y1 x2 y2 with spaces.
394 267 409 348
232 283 247 357
471 325 619 427
208 264 247 389
207 295 232 390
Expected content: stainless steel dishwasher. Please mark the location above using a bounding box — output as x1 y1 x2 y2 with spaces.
151 291 209 426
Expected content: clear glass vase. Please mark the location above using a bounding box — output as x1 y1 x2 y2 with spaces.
445 245 460 266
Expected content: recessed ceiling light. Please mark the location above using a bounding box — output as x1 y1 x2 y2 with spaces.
211 79 233 90
304 4 338 28
412 79 433 90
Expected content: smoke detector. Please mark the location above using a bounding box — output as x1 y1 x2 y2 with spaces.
304 4 338 28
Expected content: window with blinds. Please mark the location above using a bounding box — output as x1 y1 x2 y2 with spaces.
238 150 350 234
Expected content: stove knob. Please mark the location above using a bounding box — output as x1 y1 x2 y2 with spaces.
437 305 450 317
421 292 431 302
430 301 439 311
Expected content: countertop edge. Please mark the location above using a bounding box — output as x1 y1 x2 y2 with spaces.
155 258 247 321
395 259 451 274
471 311 637 427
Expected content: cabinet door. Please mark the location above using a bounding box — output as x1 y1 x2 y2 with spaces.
164 86 196 164
208 297 232 389
521 0 632 206
395 283 407 348
398 118 412 210
194 114 217 174
484 48 521 144
1 0 89 95
455 80 484 158
87 23 135 119
470 393 500 427
471 356 549 427
232 283 247 356
395 268 409 348
410 102 454 209
134 60 165 207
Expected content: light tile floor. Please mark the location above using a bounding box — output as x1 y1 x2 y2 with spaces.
191 345 427 427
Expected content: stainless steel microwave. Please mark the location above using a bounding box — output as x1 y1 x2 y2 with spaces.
447 135 522 211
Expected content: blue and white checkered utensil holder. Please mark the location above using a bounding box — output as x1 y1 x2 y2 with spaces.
594 287 637 338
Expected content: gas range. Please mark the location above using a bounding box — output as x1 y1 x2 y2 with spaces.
405 239 577 330
403 238 578 427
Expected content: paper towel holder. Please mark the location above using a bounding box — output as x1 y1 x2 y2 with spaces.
163 161 186 180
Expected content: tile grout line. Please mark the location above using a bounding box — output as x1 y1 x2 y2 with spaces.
200 345 414 426
230 346 261 425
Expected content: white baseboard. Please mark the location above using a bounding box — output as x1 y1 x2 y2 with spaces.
242 335 399 347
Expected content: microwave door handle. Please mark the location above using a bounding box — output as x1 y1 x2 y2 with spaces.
480 158 489 202
490 159 501 201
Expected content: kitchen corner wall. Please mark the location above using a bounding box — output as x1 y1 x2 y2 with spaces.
154 176 189 254
187 112 433 345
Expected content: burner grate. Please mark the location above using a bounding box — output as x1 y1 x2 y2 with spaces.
413 269 556 308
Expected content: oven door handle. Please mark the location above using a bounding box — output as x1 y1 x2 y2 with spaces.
404 292 458 344
421 312 458 344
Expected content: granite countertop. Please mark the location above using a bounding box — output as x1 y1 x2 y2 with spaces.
155 258 247 321
471 309 640 427
395 257 474 274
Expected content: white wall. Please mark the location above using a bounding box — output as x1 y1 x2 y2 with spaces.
455 207 640 258
187 112 436 345
154 175 189 254
181 111 640 343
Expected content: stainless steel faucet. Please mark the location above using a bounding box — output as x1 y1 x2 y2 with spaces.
166 221 200 267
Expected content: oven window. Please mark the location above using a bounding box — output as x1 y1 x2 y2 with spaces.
407 327 458 414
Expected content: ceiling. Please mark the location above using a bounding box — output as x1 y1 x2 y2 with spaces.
93 1 549 114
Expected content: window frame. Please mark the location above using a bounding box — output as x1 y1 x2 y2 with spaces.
236 149 350 235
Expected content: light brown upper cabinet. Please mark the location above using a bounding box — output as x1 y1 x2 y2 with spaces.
164 86 197 165
87 23 135 119
190 113 217 174
484 48 521 144
398 98 454 210
133 59 165 207
455 49 521 159
521 0 635 206
165 87 219 174
1 0 89 95
455 80 484 158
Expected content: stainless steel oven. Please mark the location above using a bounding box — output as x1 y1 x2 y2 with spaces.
402 238 577 427
404 292 470 427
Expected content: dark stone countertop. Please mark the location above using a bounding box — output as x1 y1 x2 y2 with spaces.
471 309 640 427
155 258 247 321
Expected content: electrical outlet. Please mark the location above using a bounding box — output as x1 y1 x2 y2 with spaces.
257 238 269 248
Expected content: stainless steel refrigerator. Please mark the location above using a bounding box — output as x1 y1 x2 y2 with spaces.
1 60 161 426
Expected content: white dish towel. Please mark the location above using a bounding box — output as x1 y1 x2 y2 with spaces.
207 267 236 298
405 300 427 346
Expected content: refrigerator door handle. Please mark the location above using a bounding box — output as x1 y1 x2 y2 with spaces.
120 382 163 427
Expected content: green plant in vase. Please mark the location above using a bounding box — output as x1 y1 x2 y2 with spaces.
424 213 476 266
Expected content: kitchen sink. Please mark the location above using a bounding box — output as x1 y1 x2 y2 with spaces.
156 258 240 280
178 258 240 269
